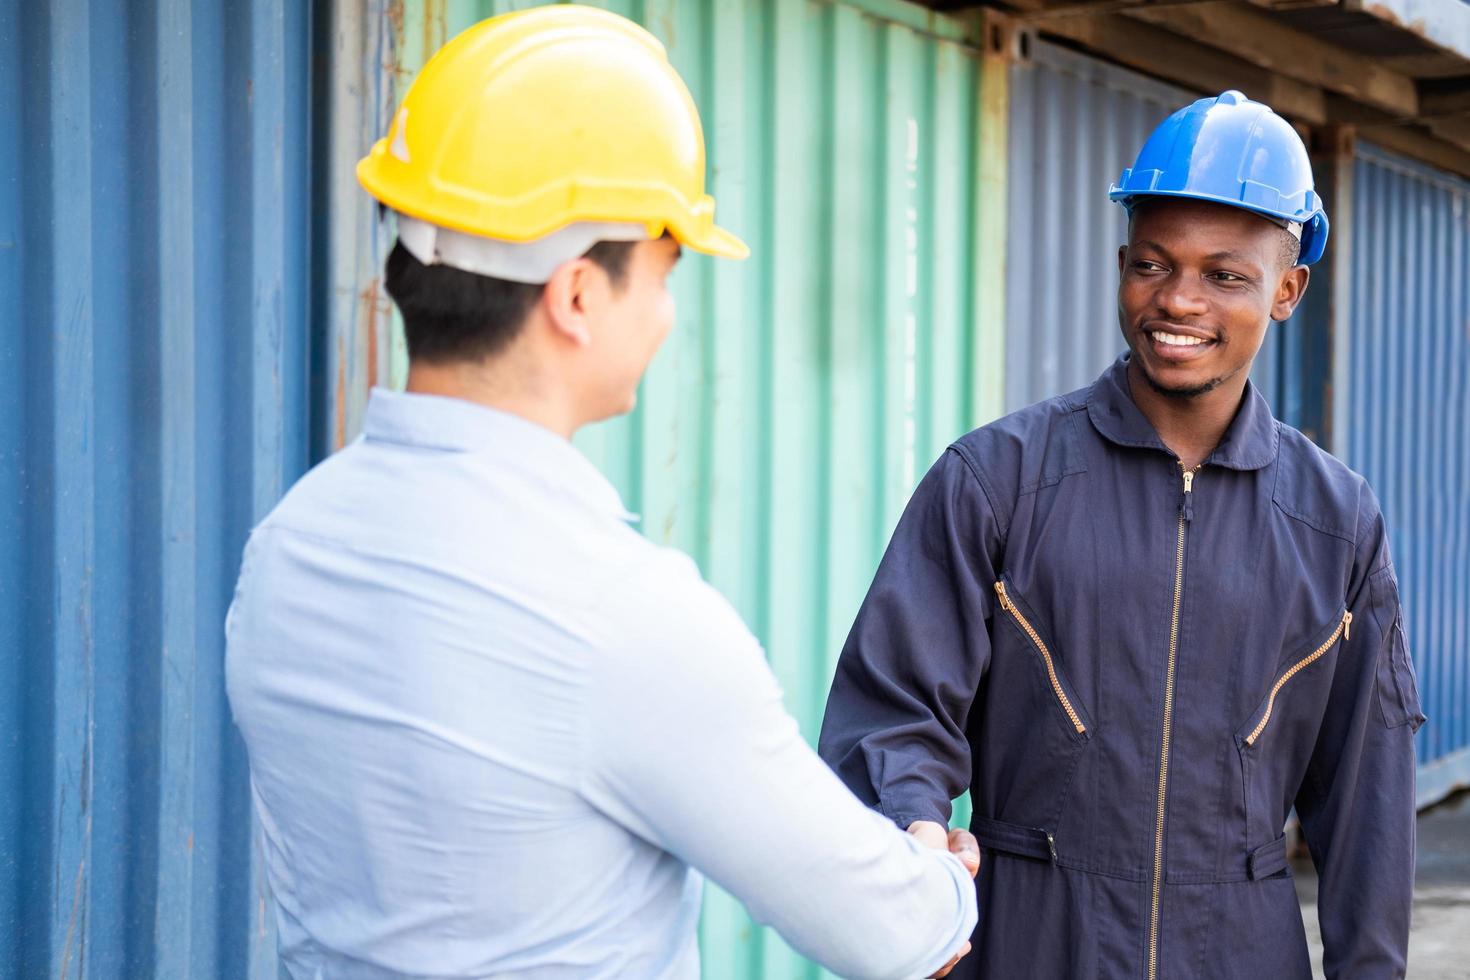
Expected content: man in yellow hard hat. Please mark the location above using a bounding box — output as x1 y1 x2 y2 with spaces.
225 7 977 979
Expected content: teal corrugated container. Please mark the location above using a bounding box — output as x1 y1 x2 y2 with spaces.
321 1 1002 976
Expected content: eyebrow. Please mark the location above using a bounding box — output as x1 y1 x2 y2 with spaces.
1134 240 1259 266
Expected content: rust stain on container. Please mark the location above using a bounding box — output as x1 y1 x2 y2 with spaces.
424 0 447 64
383 0 412 78
361 278 382 400
387 0 405 50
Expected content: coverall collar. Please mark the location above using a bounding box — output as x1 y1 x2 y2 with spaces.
1086 355 1280 471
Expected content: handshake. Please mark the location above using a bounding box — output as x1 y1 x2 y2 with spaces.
908 821 982 979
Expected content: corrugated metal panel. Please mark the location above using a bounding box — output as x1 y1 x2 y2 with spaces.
1344 143 1470 806
313 0 404 457
1004 41 1307 421
322 1 997 977
0 1 312 977
1004 41 1192 411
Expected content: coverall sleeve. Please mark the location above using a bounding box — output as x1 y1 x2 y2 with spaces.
818 447 1001 830
1295 507 1425 980
578 556 978 980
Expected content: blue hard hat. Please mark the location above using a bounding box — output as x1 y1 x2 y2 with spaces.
1109 90 1328 265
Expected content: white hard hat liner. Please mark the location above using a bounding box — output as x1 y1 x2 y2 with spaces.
397 213 648 284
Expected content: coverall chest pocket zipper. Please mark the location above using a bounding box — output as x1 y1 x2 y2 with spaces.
1239 609 1352 748
994 579 1092 741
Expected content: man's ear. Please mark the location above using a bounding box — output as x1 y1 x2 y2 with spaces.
1271 265 1310 323
1117 244 1128 277
540 258 603 347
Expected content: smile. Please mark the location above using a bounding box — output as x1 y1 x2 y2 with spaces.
1151 331 1209 347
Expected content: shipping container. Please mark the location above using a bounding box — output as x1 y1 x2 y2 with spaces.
0 1 312 976
1004 39 1191 411
8 1 1465 977
1343 143 1470 807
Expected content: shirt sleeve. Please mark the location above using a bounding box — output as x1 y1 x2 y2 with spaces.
818 447 1001 830
1295 504 1425 980
578 553 978 980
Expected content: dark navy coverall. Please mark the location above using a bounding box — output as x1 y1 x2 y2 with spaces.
819 357 1426 979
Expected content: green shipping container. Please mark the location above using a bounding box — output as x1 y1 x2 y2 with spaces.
321 0 1007 975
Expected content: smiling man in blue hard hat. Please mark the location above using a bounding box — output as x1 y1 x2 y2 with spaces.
819 91 1426 979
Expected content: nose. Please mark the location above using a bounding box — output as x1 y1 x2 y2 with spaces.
1153 272 1209 320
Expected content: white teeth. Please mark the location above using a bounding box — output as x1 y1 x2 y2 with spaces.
1152 331 1206 347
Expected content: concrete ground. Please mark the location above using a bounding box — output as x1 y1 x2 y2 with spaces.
1294 790 1470 978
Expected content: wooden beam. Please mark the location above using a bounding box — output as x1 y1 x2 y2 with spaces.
1245 0 1338 9
1380 52 1470 80
1419 84 1470 120
1320 102 1391 126
1323 91 1470 157
1030 11 1328 122
999 0 1229 15
1014 0 1220 18
1426 116 1470 149
1126 2 1419 118
1358 123 1470 181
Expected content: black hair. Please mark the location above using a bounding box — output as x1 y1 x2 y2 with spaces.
383 237 637 364
1277 229 1302 271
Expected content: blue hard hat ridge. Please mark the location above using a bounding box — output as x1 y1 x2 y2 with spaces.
1109 90 1329 265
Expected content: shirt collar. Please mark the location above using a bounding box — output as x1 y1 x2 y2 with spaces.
362 388 637 521
1085 355 1279 470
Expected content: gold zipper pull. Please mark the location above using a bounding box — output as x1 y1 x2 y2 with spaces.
1343 611 1352 642
994 581 1011 612
1179 467 1196 522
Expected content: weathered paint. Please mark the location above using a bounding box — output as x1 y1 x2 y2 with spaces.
0 1 312 977
324 1 998 976
1342 143 1470 808
314 0 404 458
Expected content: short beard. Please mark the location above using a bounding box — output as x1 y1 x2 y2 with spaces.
1142 369 1225 400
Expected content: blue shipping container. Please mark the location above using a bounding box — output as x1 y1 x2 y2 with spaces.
1344 144 1470 807
0 1 312 976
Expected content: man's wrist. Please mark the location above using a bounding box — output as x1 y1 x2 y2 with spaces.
881 799 948 830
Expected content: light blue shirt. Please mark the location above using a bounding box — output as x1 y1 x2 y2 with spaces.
226 389 976 980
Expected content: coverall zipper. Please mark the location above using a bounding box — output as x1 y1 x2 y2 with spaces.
1245 611 1352 746
995 581 1087 735
1148 464 1197 980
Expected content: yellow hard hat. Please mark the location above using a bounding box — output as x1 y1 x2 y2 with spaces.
357 4 747 261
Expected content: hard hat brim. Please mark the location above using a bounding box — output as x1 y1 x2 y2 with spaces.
1108 188 1329 265
359 145 750 262
1108 187 1313 226
677 222 749 261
